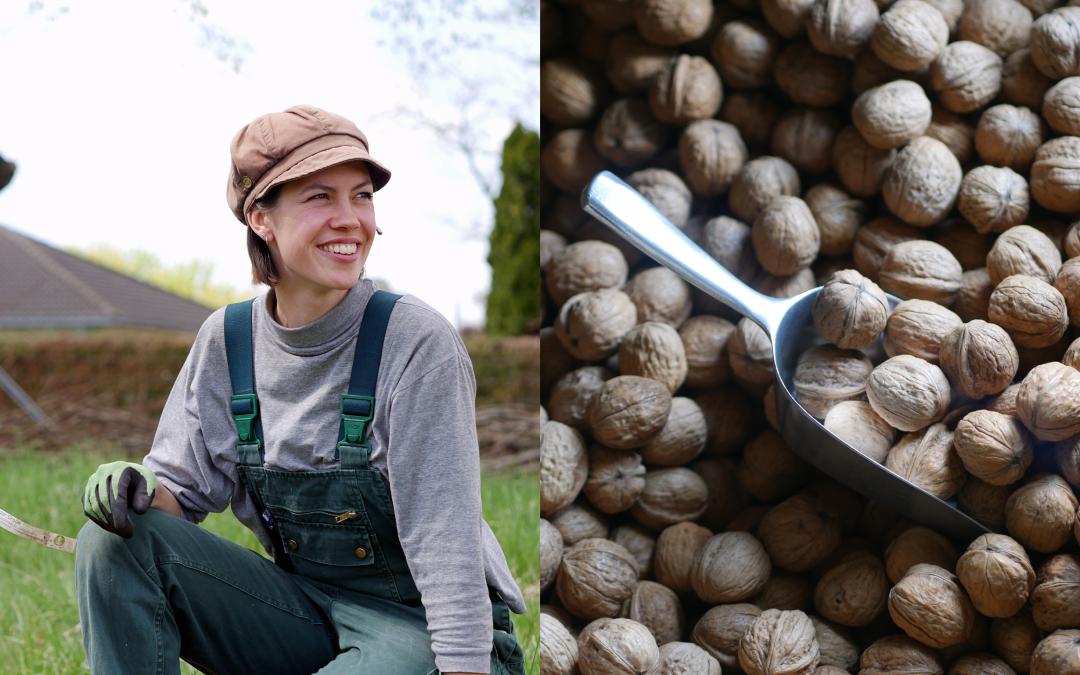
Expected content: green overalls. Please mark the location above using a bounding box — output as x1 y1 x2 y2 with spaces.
75 291 524 675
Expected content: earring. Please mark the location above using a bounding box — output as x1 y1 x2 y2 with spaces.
262 233 270 241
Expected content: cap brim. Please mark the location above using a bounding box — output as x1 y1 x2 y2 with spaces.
256 145 392 201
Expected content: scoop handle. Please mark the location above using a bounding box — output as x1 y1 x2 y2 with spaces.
581 171 787 335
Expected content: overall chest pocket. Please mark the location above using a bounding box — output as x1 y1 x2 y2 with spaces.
275 516 377 568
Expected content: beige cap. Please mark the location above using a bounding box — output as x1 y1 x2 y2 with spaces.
227 105 391 224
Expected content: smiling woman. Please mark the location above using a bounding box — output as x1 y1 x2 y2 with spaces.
73 105 527 675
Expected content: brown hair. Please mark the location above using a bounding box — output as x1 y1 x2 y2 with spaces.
246 184 283 286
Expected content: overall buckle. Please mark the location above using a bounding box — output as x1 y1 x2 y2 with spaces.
230 394 261 449
339 394 374 444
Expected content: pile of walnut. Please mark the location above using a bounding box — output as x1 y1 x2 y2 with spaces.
540 0 1080 671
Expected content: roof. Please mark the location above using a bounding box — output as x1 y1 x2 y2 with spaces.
0 224 215 332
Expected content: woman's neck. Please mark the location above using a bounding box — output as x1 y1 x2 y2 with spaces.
268 281 351 328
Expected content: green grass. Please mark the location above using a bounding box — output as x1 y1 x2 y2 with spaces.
0 446 538 675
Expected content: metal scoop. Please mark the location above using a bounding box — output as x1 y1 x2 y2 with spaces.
582 171 990 544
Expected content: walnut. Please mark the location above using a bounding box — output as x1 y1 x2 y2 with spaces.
541 230 568 272
805 185 869 258
824 400 897 463
868 355 952 431
930 41 1003 113
832 125 897 198
760 0 815 37
853 216 922 283
976 104 1047 173
859 635 943 675
719 91 783 149
624 269 692 331
988 225 1063 287
1005 473 1079 552
730 318 775 386
957 166 1031 236
739 430 814 502
888 564 976 649
815 551 891 627
1030 554 1080 631
679 119 748 197
990 609 1044 673
697 385 755 454
729 156 801 224
946 653 1016 675
882 137 963 228
543 128 608 194
679 316 735 389
606 32 677 94
1030 7 1080 78
637 397 707 466
552 501 610 545
541 518 564 594
626 168 693 229
693 457 750 531
807 0 880 55
885 423 968 500
618 322 689 394
702 215 759 283
1030 629 1080 675
631 467 710 531
956 534 1036 619
771 108 841 175
541 57 608 126
547 240 630 307
959 0 1034 57
557 538 640 620
589 376 673 450
794 345 874 420
1016 333 1073 379
953 268 994 323
872 0 950 70
692 531 772 604
810 617 860 673
774 41 852 107
579 617 661 674
953 410 1031 486
1066 221 1080 259
852 49 919 95
987 275 1069 350
738 609 820 675
711 19 782 88
925 105 976 165
692 604 764 671
595 98 669 169
852 81 933 149
1054 257 1080 327
879 240 963 304
584 445 647 515
801 479 866 536
634 0 714 46
555 289 638 362
754 569 814 612
758 495 843 572
1042 77 1080 140
939 321 1019 400
542 326 576 395
1001 48 1055 108
754 269 818 299
651 641 722 673
619 581 686 647
549 366 616 434
812 270 888 350
541 613 579 675
885 526 960 584
612 523 658 581
752 196 821 276
1058 431 1080 487
542 421 589 517
649 54 723 125
652 522 712 595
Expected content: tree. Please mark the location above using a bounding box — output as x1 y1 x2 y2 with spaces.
485 124 539 335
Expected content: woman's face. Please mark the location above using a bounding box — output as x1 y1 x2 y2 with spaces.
250 161 376 294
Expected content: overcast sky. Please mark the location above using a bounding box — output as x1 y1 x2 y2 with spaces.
0 0 538 328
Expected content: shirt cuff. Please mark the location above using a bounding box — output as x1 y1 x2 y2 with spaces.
434 652 492 675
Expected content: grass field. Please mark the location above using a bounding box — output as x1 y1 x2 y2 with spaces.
0 446 538 675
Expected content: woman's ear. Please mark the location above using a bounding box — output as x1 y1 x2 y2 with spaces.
248 209 273 242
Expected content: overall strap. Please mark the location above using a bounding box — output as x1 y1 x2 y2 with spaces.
337 290 402 469
223 299 264 466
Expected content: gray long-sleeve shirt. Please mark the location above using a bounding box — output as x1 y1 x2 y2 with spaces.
143 279 525 675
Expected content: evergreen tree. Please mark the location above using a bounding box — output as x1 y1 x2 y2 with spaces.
486 124 540 335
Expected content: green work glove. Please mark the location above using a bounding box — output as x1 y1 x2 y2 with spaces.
82 461 158 539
